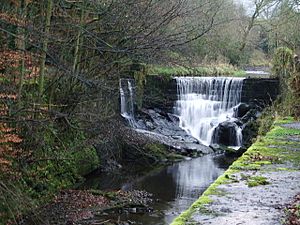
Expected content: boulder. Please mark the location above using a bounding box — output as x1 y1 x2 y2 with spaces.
242 120 259 148
241 109 257 123
224 146 246 157
234 103 251 118
212 121 241 146
209 143 245 157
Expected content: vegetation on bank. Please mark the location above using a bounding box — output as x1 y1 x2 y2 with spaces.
147 64 246 78
0 116 101 224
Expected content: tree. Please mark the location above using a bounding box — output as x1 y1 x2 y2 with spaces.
38 0 53 101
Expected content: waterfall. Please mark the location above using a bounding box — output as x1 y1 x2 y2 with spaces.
175 77 244 147
119 79 138 128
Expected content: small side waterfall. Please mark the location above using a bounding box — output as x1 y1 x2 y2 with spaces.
175 77 244 147
119 79 138 128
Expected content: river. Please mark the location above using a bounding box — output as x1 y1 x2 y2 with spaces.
82 154 235 225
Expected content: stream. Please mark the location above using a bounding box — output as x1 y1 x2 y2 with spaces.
82 154 235 225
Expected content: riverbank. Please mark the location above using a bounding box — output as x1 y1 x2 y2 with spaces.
171 117 300 225
147 64 246 78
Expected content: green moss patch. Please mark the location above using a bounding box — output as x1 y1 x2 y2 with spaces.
246 176 270 187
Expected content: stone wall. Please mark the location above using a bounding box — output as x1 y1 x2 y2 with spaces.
143 75 177 112
143 76 279 112
241 78 279 106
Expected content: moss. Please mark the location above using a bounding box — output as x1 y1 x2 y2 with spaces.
73 146 100 176
246 176 270 187
145 143 189 163
20 124 101 202
233 70 247 77
274 117 295 125
145 143 168 157
167 153 186 161
132 64 147 109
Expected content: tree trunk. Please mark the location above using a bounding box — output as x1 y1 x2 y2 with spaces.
17 0 27 103
72 4 85 80
38 0 53 102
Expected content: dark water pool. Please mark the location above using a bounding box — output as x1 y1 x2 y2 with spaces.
82 154 235 225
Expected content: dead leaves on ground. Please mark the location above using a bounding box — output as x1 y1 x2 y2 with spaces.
286 194 300 225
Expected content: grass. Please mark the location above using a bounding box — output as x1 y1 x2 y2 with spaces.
148 64 246 78
171 117 300 225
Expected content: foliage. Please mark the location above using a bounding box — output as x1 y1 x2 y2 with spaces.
249 50 270 67
271 46 300 118
0 121 100 223
289 56 300 118
132 63 147 109
257 107 276 136
272 47 294 78
20 123 100 198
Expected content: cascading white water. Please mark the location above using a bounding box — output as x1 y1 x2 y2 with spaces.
175 77 244 147
119 79 138 128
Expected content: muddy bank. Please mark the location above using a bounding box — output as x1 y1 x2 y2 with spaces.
171 118 300 225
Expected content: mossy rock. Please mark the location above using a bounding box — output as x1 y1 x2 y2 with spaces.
145 143 168 158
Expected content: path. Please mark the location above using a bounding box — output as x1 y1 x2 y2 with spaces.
171 119 300 225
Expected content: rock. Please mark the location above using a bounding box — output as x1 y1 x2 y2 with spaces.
224 146 246 157
167 113 180 123
100 159 122 172
184 157 192 161
212 121 241 146
209 144 224 153
234 103 251 118
242 120 259 147
172 135 183 140
210 143 245 156
241 109 258 123
145 121 155 129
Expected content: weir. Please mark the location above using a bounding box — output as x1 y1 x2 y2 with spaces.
120 75 281 150
175 77 244 147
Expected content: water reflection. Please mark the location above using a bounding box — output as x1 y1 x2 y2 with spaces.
83 154 233 225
